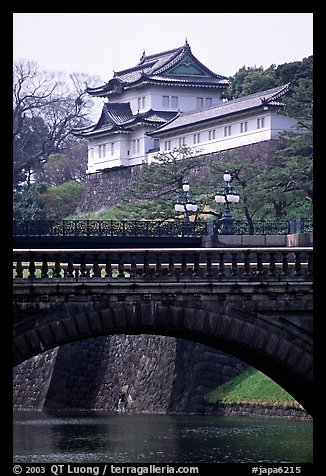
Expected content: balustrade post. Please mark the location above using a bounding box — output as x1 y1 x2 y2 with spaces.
192 252 200 277
80 254 88 278
243 250 250 277
206 252 213 278
28 251 36 279
118 253 125 278
218 251 225 277
281 251 289 276
105 253 112 278
130 254 137 279
155 253 162 278
168 253 176 278
66 253 74 278
294 251 302 276
256 252 264 277
92 253 101 278
181 252 188 278
15 254 23 278
307 252 313 277
142 251 150 278
53 254 62 278
41 253 49 278
230 252 238 277
268 252 276 277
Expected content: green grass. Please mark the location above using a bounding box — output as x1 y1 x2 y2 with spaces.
205 367 302 408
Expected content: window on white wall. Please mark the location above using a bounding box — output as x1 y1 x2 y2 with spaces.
111 142 114 155
209 130 216 140
171 96 178 108
178 137 186 147
98 144 106 158
164 140 171 151
132 139 140 154
89 148 94 159
193 133 200 144
224 126 232 137
240 122 248 133
257 117 265 129
196 97 204 109
163 96 169 107
137 97 146 110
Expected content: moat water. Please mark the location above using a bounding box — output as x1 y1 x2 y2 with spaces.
13 411 313 464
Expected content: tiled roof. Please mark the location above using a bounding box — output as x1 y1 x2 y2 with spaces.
103 102 134 124
140 110 177 124
71 103 177 137
148 83 291 136
87 41 229 96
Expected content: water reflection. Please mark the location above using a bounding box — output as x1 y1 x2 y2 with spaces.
13 411 313 463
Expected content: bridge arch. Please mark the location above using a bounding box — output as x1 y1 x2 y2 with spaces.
13 300 313 416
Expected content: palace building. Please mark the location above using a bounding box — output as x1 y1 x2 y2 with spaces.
72 41 297 174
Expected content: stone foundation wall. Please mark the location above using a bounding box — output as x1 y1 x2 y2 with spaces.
78 165 143 212
78 142 278 214
206 403 312 420
13 335 247 413
13 348 58 410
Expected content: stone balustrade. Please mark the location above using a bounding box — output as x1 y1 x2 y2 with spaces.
13 247 313 282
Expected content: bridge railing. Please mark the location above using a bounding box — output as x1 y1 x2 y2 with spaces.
13 248 313 282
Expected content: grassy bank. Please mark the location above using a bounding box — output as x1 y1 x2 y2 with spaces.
205 368 303 409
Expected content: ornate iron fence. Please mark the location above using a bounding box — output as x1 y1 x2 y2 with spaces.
233 218 313 235
13 218 313 238
12 220 207 238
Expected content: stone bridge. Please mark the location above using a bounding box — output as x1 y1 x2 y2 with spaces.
13 247 313 416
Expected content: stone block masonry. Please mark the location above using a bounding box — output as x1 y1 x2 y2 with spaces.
13 335 247 413
77 142 278 214
78 165 142 213
13 348 58 410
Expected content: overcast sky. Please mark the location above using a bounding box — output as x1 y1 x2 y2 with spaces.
13 12 313 83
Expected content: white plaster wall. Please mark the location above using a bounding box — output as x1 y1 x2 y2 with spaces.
149 85 224 112
109 84 224 114
86 109 298 172
155 112 273 155
86 134 130 172
270 113 298 138
151 111 298 159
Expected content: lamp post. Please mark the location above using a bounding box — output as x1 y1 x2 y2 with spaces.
214 171 240 235
174 182 198 234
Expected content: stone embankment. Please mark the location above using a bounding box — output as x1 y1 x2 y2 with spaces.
13 335 247 413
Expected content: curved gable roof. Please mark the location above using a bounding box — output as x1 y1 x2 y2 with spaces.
72 102 178 138
87 41 229 97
